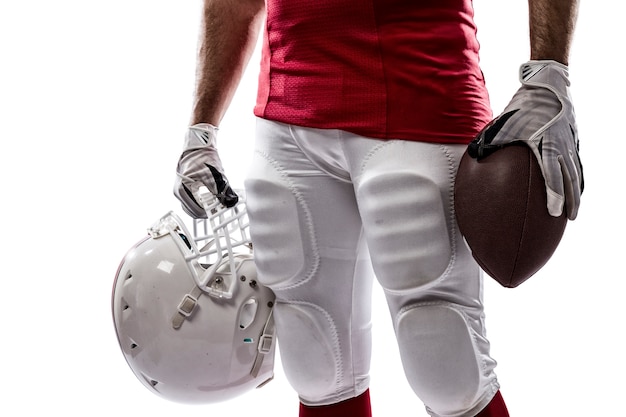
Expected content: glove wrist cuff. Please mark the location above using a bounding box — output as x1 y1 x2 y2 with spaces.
525 59 568 69
190 123 219 136
519 60 571 90
185 123 219 149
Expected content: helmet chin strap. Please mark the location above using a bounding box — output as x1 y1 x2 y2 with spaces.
171 285 204 330
250 308 275 378
171 254 238 330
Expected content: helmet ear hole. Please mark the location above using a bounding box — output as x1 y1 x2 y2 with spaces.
239 298 258 329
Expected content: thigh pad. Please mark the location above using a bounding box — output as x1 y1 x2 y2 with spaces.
245 154 317 290
358 171 452 292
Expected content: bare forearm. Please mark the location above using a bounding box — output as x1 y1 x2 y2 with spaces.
192 0 265 125
528 0 579 65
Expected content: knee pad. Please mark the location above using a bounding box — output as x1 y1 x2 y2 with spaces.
357 171 452 292
396 303 486 416
273 302 341 403
245 155 317 290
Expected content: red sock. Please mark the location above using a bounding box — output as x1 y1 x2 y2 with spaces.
475 391 510 417
299 390 372 417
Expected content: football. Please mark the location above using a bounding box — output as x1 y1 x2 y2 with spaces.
454 143 568 288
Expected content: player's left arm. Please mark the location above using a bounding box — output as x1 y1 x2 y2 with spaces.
528 0 579 65
469 0 584 220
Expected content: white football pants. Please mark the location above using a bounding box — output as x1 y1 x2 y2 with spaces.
245 118 500 417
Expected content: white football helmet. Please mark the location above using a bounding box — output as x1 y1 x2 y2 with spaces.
112 188 275 404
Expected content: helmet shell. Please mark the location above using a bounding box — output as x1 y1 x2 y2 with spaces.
112 213 275 404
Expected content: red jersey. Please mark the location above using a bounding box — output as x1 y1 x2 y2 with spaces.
254 0 492 144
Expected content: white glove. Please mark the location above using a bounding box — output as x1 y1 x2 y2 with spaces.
468 60 584 220
174 123 238 218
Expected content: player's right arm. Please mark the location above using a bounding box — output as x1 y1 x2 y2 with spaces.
192 0 266 126
174 0 266 217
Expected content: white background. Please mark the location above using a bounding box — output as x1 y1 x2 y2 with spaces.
1 1 623 415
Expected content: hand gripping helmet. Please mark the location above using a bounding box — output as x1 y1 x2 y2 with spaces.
112 189 275 404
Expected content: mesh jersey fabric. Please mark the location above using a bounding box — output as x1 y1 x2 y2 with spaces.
254 0 492 144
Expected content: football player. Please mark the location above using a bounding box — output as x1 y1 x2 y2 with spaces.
173 0 583 416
